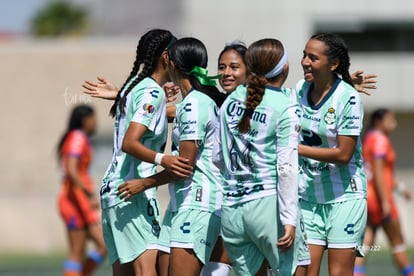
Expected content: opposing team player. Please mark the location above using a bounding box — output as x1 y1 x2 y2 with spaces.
57 105 107 276
354 108 414 276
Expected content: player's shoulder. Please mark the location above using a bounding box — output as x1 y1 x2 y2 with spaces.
186 89 217 108
67 129 86 142
364 129 388 145
336 79 359 98
63 130 87 151
132 77 163 97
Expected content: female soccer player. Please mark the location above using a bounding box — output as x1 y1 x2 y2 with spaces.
213 38 305 276
99 29 192 276
354 108 414 276
217 41 248 93
57 105 106 276
82 38 376 276
117 37 225 276
297 33 367 276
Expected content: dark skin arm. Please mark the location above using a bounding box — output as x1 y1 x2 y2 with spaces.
166 105 177 123
371 157 391 219
298 135 358 164
118 140 198 200
122 122 193 178
66 156 99 208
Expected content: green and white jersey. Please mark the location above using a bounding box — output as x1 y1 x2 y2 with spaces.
213 85 300 222
169 89 223 216
100 77 167 209
296 78 367 204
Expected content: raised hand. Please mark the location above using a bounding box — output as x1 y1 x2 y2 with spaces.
163 82 180 103
82 76 118 100
352 70 377 96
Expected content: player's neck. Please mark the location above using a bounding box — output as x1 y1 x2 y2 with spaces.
177 79 192 98
151 70 168 87
311 77 336 105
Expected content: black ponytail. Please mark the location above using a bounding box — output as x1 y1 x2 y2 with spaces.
168 37 226 108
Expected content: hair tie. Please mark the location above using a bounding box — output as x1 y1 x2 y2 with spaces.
164 37 176 50
190 66 221 86
264 46 288 79
225 40 246 47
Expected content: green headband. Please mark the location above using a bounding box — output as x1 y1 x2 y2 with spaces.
164 37 176 51
190 66 221 87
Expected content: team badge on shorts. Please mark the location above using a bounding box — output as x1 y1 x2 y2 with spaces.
152 219 160 237
324 107 336 125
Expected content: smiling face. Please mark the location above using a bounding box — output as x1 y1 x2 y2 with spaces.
218 49 247 93
301 39 338 83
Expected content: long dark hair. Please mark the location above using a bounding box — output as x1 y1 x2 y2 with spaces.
311 33 354 87
109 29 176 117
168 37 226 108
238 38 286 133
57 105 94 158
369 108 390 128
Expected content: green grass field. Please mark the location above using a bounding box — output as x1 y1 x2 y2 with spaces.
0 248 412 275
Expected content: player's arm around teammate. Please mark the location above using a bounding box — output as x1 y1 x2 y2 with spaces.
296 33 367 276
118 37 225 276
98 30 194 276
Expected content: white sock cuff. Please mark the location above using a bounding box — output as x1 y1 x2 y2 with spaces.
201 261 232 276
393 244 407 253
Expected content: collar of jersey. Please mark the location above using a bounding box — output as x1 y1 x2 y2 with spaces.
265 85 282 92
307 77 341 110
185 87 195 98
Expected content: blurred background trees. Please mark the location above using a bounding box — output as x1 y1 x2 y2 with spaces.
31 1 88 37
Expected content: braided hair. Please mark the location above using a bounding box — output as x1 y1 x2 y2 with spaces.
109 29 176 117
167 37 226 108
238 39 285 133
311 33 354 87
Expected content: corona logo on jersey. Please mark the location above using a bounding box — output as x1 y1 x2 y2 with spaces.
226 99 267 124
143 103 155 113
324 107 336 125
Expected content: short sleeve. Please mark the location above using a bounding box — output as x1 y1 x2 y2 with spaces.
337 91 363 136
276 103 301 148
178 96 207 141
371 132 388 159
64 131 86 158
131 86 164 132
